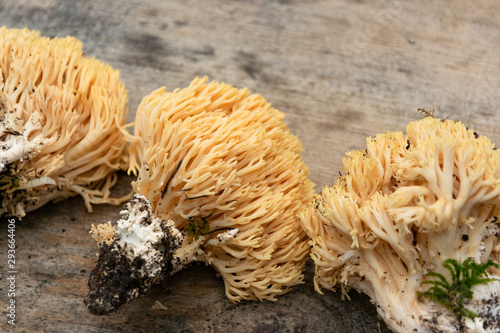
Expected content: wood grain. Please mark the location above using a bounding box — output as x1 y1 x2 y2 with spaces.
1 0 500 332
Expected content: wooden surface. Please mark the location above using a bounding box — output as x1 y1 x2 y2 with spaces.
1 0 500 332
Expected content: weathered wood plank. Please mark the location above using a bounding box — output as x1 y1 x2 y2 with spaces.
1 0 500 331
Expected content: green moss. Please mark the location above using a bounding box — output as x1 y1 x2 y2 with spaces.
418 258 499 319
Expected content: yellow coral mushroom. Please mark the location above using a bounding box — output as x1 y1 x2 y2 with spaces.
299 116 500 333
0 27 128 217
85 77 315 315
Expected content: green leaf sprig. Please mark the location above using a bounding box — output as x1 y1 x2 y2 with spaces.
186 216 211 240
186 213 234 240
418 258 499 319
0 174 20 189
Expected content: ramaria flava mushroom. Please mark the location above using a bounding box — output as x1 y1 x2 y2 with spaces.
84 77 316 315
299 116 500 332
0 27 128 217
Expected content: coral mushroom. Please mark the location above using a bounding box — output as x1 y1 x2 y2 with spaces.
299 116 500 332
85 77 315 315
0 27 128 217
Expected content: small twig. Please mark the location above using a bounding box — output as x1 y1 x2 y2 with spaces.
185 194 209 200
417 108 436 118
417 108 448 122
161 159 183 199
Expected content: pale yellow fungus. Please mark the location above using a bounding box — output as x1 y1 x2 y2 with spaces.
0 27 128 217
299 117 500 333
87 77 315 314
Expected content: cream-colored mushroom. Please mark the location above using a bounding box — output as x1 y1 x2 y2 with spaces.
0 27 128 217
299 116 500 333
85 77 315 315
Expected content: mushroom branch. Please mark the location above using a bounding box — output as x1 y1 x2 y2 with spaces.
299 116 500 333
84 77 316 315
0 27 129 217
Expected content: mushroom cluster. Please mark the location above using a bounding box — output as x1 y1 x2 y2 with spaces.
85 77 315 315
0 27 128 217
299 116 500 332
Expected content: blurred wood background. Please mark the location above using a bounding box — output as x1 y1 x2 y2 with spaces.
1 0 500 332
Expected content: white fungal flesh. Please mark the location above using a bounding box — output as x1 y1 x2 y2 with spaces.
173 236 207 272
206 228 239 246
462 277 500 332
113 194 240 278
0 110 45 172
116 211 164 258
173 228 239 269
115 194 183 277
